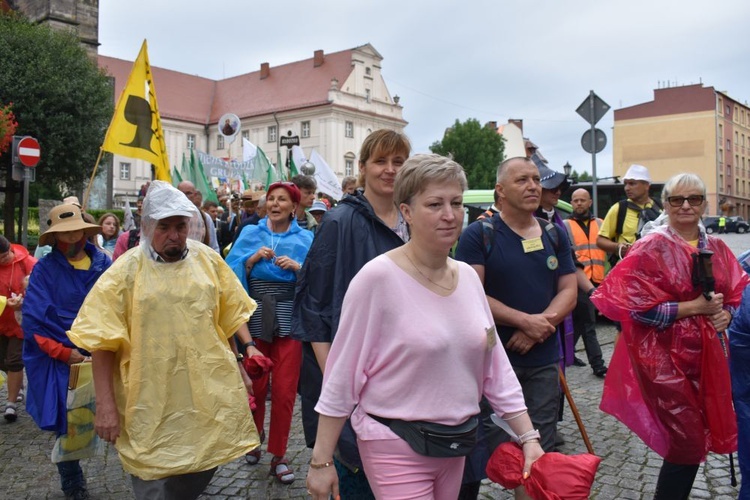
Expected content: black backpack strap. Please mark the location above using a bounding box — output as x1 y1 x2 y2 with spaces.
615 199 629 239
480 215 498 259
535 217 559 253
127 228 139 249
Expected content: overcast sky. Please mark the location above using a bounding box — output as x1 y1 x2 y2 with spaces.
100 0 750 178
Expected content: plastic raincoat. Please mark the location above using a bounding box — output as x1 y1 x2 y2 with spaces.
591 225 749 464
225 216 313 292
67 240 259 480
729 286 750 499
0 244 36 338
22 242 110 435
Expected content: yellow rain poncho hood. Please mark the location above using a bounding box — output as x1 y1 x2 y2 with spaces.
68 195 259 479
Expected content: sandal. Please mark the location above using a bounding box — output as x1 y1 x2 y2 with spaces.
245 448 262 465
269 456 295 484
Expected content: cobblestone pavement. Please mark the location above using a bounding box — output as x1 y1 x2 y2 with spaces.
1 233 748 499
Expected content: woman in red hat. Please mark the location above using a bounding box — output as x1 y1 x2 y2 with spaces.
226 181 314 485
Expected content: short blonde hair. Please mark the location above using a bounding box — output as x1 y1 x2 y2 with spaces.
394 154 468 206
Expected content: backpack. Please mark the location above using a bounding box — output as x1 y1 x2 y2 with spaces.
614 198 662 241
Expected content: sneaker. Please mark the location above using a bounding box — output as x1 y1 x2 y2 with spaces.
16 389 24 403
4 404 17 423
573 356 587 367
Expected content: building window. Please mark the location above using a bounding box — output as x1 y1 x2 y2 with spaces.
301 121 311 138
241 130 249 140
365 67 371 76
119 162 131 180
345 121 354 138
728 139 732 149
365 89 371 103
727 104 731 116
345 159 354 176
268 126 277 143
217 135 225 150
186 134 196 150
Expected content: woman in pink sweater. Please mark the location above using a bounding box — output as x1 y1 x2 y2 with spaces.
307 154 543 499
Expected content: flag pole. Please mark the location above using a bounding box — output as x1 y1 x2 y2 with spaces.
82 147 105 210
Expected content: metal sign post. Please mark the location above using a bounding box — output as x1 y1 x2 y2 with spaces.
11 135 40 247
576 91 610 217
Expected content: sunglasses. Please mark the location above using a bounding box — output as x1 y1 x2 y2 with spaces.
666 195 704 207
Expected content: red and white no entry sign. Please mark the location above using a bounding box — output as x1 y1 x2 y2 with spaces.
17 136 40 167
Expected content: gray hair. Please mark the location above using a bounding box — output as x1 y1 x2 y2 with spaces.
661 173 706 204
496 156 531 183
394 154 468 206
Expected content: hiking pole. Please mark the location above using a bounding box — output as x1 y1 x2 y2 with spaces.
559 367 595 454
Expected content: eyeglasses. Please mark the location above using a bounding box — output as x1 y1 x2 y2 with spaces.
666 195 704 207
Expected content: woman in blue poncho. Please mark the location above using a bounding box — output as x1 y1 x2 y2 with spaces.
23 203 110 500
226 181 313 485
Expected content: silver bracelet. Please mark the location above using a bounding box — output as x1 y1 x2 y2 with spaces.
502 410 528 421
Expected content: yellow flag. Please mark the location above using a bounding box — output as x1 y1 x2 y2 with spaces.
101 40 171 182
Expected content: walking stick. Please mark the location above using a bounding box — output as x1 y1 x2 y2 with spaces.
558 367 595 454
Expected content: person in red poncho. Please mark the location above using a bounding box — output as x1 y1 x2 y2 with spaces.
591 173 750 500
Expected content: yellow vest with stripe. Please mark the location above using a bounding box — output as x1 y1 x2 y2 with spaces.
563 218 606 284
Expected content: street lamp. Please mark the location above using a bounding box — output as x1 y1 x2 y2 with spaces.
563 162 572 177
301 160 316 176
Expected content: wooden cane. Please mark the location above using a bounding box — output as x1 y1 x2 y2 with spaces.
559 367 595 454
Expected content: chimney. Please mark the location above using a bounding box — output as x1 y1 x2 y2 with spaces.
260 62 270 80
509 119 523 132
486 121 497 130
314 49 324 67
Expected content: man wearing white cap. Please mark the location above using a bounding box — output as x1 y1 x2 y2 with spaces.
597 164 662 264
67 181 261 500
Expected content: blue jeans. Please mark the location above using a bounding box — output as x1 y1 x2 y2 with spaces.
56 460 85 494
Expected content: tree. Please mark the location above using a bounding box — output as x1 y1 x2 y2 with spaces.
429 118 505 189
0 12 113 239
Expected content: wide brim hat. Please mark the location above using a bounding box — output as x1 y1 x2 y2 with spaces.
39 203 101 246
532 153 570 191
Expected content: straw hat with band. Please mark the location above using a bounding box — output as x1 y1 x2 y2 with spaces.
39 204 101 246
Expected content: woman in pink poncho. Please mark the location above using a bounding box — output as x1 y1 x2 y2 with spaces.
591 173 750 500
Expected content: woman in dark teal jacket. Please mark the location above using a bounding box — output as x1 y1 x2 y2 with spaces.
291 129 411 498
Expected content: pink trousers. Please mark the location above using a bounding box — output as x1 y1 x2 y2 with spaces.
357 437 464 500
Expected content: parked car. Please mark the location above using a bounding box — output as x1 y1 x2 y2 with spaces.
703 215 750 234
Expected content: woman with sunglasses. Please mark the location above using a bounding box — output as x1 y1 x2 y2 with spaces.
591 173 750 500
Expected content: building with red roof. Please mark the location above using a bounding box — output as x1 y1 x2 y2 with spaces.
99 44 407 205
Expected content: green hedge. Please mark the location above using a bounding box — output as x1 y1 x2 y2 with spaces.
15 208 126 225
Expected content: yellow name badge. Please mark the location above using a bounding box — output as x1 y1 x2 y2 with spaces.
522 237 544 253
486 325 497 350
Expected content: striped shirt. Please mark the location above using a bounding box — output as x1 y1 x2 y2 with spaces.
247 278 295 338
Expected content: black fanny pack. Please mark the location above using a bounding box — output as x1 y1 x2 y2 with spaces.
368 413 479 457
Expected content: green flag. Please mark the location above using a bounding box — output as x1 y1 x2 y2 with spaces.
191 150 219 203
289 156 299 178
171 165 183 187
255 146 278 189
180 152 191 184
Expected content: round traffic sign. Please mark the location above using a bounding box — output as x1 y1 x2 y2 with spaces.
581 129 607 154
18 136 40 167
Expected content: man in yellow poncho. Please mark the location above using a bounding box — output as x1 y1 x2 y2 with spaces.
68 181 262 499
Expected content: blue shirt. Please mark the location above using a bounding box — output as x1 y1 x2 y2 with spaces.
455 215 576 367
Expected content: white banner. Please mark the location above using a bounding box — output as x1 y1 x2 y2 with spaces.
309 150 343 201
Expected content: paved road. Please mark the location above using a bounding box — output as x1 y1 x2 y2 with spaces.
1 233 749 499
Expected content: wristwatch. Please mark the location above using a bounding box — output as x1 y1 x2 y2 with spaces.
242 340 256 352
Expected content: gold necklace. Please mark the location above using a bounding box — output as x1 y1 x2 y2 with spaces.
403 249 455 291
